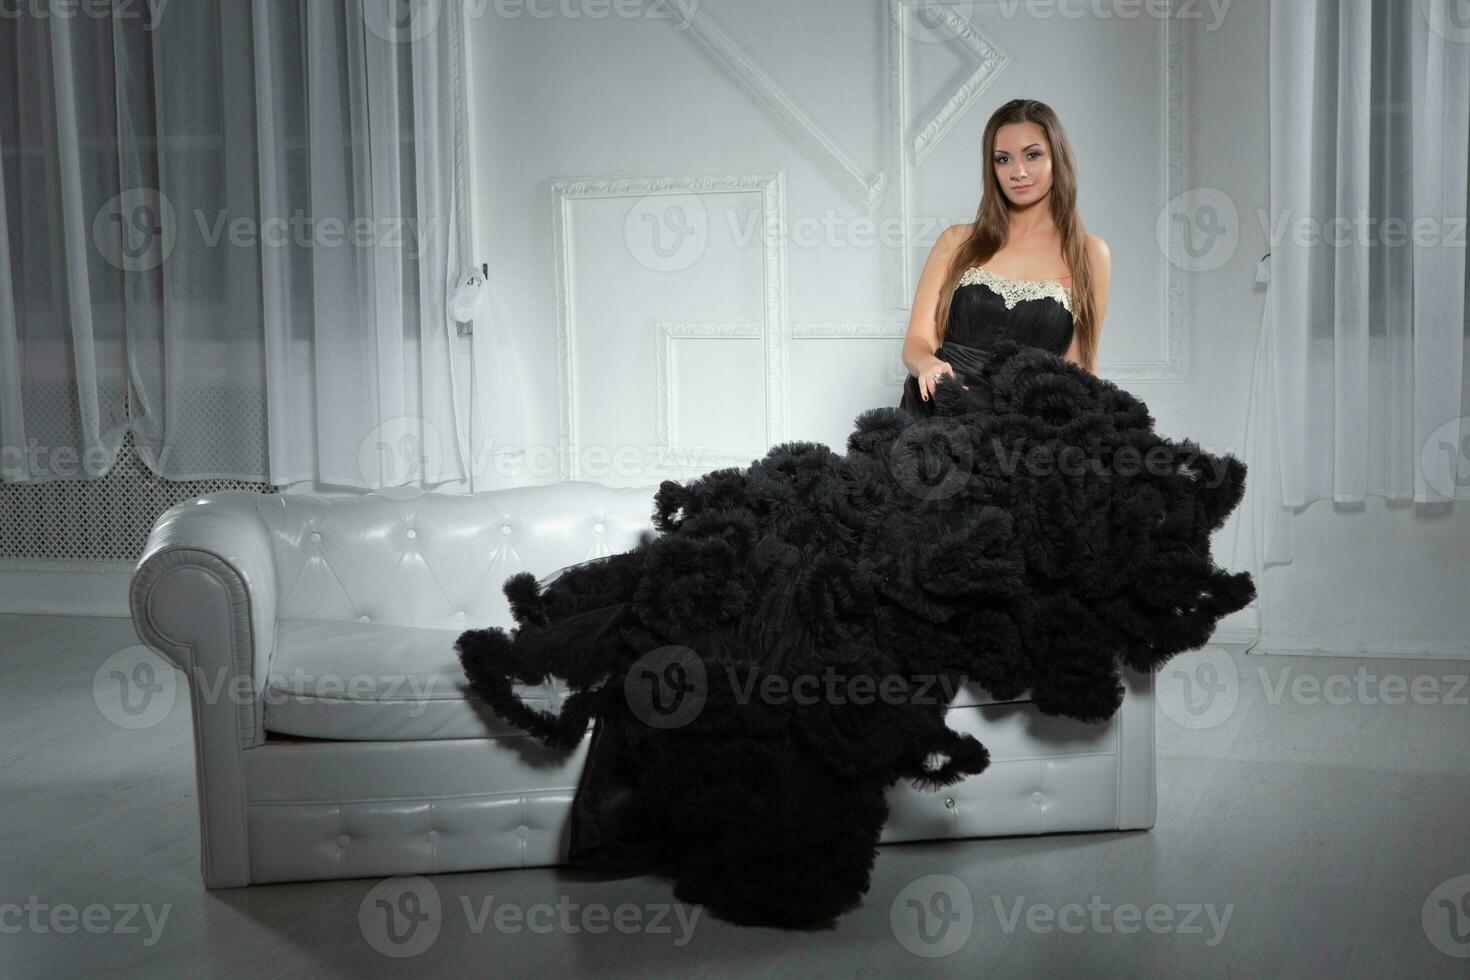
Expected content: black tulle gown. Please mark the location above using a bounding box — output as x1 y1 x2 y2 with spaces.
900 264 1077 414
455 262 1255 928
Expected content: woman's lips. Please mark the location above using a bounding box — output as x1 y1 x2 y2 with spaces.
1011 183 1034 194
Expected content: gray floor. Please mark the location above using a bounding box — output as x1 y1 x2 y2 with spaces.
2 613 1468 979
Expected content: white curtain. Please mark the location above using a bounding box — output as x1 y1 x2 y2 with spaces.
1 0 469 489
1267 0 1468 511
1228 255 1296 590
0 8 128 483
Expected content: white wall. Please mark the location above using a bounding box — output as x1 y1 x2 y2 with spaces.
462 0 1470 658
464 0 1182 485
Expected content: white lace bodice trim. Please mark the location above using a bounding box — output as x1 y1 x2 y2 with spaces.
956 266 1073 314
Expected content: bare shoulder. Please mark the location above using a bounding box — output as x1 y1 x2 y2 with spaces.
938 222 973 250
920 223 972 272
1087 234 1111 274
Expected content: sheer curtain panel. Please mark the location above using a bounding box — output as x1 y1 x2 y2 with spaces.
0 0 469 489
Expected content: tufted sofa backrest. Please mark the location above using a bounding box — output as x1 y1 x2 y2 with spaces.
249 480 661 630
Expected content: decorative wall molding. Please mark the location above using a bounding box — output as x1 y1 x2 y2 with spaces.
885 0 1011 311
793 320 912 385
658 0 888 213
885 0 915 311
1108 0 1189 383
910 5 1011 166
654 320 765 468
551 171 788 479
792 320 910 340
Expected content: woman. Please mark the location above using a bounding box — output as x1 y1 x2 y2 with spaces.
458 98 1252 930
901 98 1111 413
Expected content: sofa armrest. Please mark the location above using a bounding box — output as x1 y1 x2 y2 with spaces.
130 491 279 750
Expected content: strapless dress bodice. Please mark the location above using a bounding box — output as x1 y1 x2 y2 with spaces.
900 265 1075 415
944 266 1074 355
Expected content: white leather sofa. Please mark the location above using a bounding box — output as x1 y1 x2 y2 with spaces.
129 481 1157 888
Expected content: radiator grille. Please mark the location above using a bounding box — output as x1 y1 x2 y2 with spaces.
0 428 276 565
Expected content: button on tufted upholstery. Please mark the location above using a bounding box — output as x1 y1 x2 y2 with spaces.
252 483 655 631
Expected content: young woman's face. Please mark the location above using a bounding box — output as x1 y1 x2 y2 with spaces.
992 121 1053 207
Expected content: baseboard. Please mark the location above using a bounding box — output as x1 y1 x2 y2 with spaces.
0 563 134 617
1210 625 1262 650
1209 602 1261 651
1201 595 1466 662
1250 636 1470 662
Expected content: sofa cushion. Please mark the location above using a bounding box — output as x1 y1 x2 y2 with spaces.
263 619 571 741
262 617 1023 742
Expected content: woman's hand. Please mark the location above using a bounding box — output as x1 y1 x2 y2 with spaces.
916 359 959 401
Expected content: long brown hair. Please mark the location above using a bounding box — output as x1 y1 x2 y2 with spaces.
934 99 1097 372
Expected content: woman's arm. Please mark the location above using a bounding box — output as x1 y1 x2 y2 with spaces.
1063 234 1110 374
901 224 967 380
